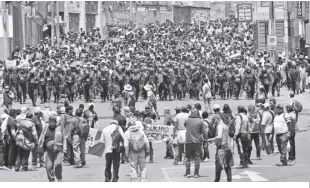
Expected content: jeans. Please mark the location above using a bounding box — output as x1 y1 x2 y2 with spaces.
46 149 63 182
202 141 210 160
236 133 250 166
32 146 44 166
185 143 202 175
276 133 289 165
203 97 212 114
64 139 74 164
72 135 81 165
249 133 260 158
214 149 233 182
173 143 185 164
288 131 296 161
0 141 5 166
129 150 147 182
165 140 173 157
7 140 18 168
264 133 274 155
15 146 30 170
149 142 153 162
105 151 121 182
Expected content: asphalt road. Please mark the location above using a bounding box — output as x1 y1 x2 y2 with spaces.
0 89 310 182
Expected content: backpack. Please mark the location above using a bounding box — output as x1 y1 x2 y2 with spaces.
203 119 215 138
228 115 242 138
16 129 35 151
128 128 146 152
79 118 90 138
293 99 303 112
111 125 124 152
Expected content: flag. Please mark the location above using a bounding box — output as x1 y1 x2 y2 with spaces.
86 128 105 157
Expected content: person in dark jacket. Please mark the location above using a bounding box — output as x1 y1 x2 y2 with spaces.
84 103 98 128
184 109 208 178
113 106 127 163
32 107 44 168
4 109 18 169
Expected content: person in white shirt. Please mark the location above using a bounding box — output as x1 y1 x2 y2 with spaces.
102 120 126 182
273 104 293 166
202 78 212 114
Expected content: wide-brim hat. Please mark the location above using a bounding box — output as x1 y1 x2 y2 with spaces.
124 84 132 91
144 84 153 91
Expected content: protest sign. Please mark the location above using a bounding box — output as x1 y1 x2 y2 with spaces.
5 60 16 68
86 128 105 157
144 124 174 142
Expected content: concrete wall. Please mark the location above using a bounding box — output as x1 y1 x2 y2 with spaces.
135 10 172 26
191 8 210 22
210 2 225 19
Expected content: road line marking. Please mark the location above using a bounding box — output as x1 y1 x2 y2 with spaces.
162 164 309 171
161 168 172 182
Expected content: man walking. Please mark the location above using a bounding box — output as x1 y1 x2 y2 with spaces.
102 120 126 182
124 114 150 182
183 108 208 178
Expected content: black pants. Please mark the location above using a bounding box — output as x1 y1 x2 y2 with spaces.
185 143 202 175
15 146 30 170
263 83 270 98
236 133 250 166
0 141 5 166
105 151 121 182
5 140 17 168
149 142 153 161
249 133 260 158
84 85 91 102
40 85 47 103
202 141 210 160
291 80 297 94
288 131 296 161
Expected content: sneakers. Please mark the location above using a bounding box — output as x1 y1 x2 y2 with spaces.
183 174 191 178
288 160 296 164
276 162 288 167
164 156 174 159
257 157 262 160
248 160 253 165
173 162 178 165
202 158 209 162
194 174 200 178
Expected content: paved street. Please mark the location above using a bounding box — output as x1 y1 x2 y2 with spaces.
1 89 310 182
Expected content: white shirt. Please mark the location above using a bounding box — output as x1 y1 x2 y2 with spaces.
102 124 126 153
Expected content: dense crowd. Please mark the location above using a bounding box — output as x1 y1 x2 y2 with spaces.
0 16 309 182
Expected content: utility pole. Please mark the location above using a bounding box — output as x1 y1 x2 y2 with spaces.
269 1 276 65
64 1 69 33
1 2 9 60
56 1 60 48
129 1 133 25
284 1 289 63
51 1 54 47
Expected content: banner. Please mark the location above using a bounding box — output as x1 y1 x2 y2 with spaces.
86 128 105 157
144 124 174 142
5 60 16 68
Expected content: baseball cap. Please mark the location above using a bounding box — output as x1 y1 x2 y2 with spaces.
34 107 41 114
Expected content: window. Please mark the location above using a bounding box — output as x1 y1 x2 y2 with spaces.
261 2 269 7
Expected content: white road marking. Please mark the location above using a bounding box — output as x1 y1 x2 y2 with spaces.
162 164 309 170
161 168 172 182
161 164 309 182
240 171 268 181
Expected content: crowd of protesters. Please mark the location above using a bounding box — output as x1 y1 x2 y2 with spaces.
0 16 309 182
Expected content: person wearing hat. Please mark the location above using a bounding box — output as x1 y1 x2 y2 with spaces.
102 120 126 182
38 115 66 182
144 83 159 119
273 104 293 166
2 85 15 112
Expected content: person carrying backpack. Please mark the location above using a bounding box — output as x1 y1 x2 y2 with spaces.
124 122 149 182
